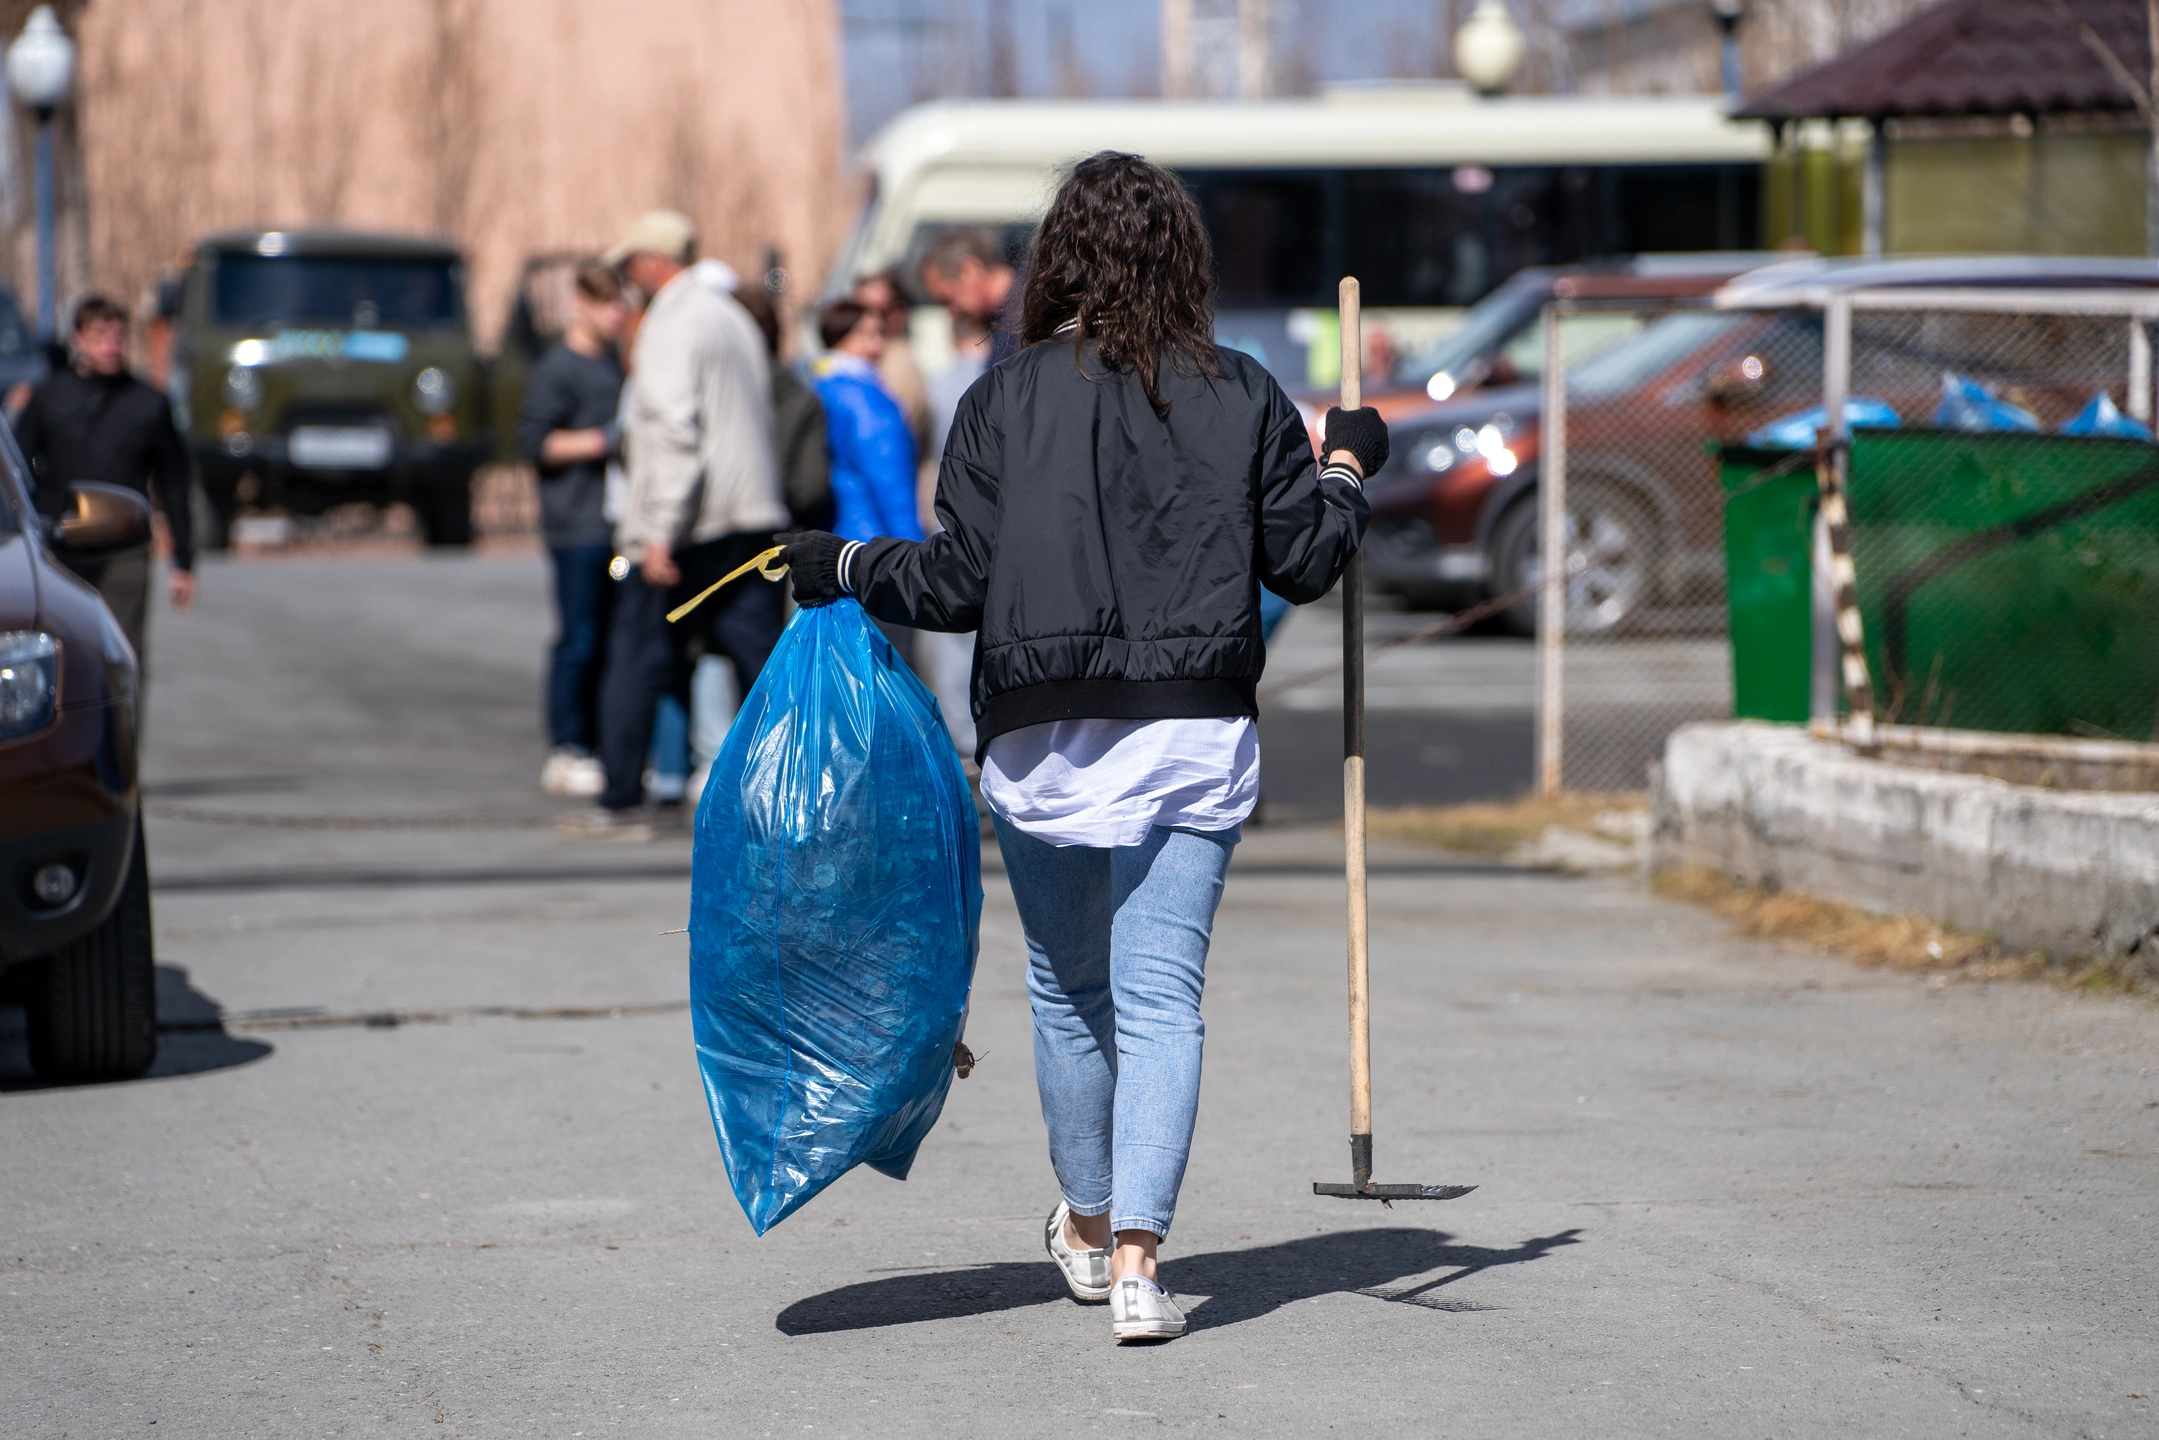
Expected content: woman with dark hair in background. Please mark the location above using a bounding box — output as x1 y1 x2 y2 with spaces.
781 152 1388 1343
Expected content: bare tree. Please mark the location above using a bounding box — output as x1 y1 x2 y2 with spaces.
410 0 489 239
290 9 362 224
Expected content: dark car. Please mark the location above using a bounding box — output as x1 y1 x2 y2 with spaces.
1365 255 2159 632
0 429 156 1083
173 230 493 547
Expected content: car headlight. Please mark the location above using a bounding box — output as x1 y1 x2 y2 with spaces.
412 367 455 416
0 631 59 740
223 364 264 411
1412 429 1457 474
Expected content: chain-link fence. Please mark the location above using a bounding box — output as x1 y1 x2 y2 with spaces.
1535 299 1829 792
1833 294 2159 741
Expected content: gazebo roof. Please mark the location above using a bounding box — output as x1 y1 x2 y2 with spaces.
1737 0 2151 123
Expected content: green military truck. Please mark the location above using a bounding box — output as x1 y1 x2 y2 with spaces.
172 231 492 546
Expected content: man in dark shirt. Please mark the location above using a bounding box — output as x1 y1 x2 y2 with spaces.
516 261 629 798
13 294 194 667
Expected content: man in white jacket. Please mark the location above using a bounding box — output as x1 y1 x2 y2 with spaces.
567 210 790 836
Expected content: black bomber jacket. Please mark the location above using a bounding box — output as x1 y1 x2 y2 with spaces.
849 337 1367 759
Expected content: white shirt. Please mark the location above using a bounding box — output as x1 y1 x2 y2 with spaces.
982 717 1259 848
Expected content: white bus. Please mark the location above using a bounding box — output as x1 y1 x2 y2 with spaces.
833 88 1770 377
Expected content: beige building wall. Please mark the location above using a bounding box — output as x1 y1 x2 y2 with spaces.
65 0 848 345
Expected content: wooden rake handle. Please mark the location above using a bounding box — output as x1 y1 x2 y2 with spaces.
1339 277 1373 1189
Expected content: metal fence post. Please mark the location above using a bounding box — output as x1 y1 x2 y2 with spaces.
1537 301 1567 799
1817 293 1879 753
2130 316 2152 424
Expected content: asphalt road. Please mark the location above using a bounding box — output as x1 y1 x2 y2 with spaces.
4 550 2155 1438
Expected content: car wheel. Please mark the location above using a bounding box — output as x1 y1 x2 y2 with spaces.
1487 480 1658 638
417 473 475 547
26 821 156 1084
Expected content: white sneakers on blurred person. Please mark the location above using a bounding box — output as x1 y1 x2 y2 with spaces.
553 807 655 843
542 746 605 798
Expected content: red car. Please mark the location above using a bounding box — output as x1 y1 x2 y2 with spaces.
0 442 156 1083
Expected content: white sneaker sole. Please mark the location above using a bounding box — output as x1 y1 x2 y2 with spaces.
1112 1314 1186 1341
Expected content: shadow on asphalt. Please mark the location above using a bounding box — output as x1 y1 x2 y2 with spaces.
774 1226 1582 1337
0 964 272 1091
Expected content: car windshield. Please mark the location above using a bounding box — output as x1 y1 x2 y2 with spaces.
1391 274 1546 388
1568 310 1751 399
213 254 463 329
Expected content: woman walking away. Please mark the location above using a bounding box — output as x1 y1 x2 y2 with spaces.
781 152 1388 1344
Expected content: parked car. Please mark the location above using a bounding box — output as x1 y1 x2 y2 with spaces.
1328 253 1783 424
1364 255 2159 632
0 428 156 1083
173 230 493 547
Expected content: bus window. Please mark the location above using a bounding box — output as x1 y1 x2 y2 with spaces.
1183 172 1331 308
1183 163 1758 309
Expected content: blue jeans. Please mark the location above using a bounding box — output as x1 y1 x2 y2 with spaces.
547 544 616 750
993 816 1238 1240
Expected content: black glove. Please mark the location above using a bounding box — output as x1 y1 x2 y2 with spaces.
783 531 850 607
1322 406 1390 479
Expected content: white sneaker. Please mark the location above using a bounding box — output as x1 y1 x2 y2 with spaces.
541 747 604 798
1043 1201 1112 1303
1110 1275 1186 1342
553 808 655 843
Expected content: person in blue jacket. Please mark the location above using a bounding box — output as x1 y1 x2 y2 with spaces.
812 299 925 546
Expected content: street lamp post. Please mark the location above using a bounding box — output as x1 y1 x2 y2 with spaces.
1710 0 1745 103
7 6 76 346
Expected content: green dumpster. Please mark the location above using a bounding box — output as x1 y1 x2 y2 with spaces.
1845 430 2159 739
1719 445 1818 724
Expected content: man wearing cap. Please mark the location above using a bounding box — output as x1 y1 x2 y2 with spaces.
563 210 789 838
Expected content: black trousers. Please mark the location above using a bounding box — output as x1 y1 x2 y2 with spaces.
596 532 783 811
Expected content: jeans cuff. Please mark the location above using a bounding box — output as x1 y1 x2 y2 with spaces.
1109 1216 1169 1240
1065 1196 1112 1218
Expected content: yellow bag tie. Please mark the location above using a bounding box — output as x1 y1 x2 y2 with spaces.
665 545 790 624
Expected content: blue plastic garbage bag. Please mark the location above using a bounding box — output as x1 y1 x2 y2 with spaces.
1932 373 2040 433
1746 398 1901 450
2060 390 2155 441
690 599 982 1235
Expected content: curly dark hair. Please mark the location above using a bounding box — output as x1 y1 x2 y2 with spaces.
1020 151 1220 414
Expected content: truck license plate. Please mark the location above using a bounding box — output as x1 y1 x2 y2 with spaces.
289 426 393 470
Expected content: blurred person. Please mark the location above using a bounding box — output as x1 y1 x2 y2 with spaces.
815 298 925 672
13 294 195 671
919 228 1020 364
777 152 1378 1341
913 307 994 756
559 210 788 839
812 300 922 547
851 269 929 452
734 286 832 533
518 261 630 798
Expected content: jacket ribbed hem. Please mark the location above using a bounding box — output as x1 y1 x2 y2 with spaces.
975 677 1257 763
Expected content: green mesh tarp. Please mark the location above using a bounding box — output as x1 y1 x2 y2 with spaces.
1846 429 2159 740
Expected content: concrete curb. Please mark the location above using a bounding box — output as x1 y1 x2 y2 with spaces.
1650 721 2159 964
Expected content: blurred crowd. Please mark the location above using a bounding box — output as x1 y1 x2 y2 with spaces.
531 212 1018 839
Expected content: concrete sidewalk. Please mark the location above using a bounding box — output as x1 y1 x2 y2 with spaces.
3 554 2154 1437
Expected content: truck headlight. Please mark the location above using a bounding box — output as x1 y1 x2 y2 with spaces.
223 364 264 411
412 367 455 416
0 631 59 739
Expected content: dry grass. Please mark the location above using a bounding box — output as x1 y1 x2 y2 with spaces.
1653 867 2152 995
1368 791 1648 857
